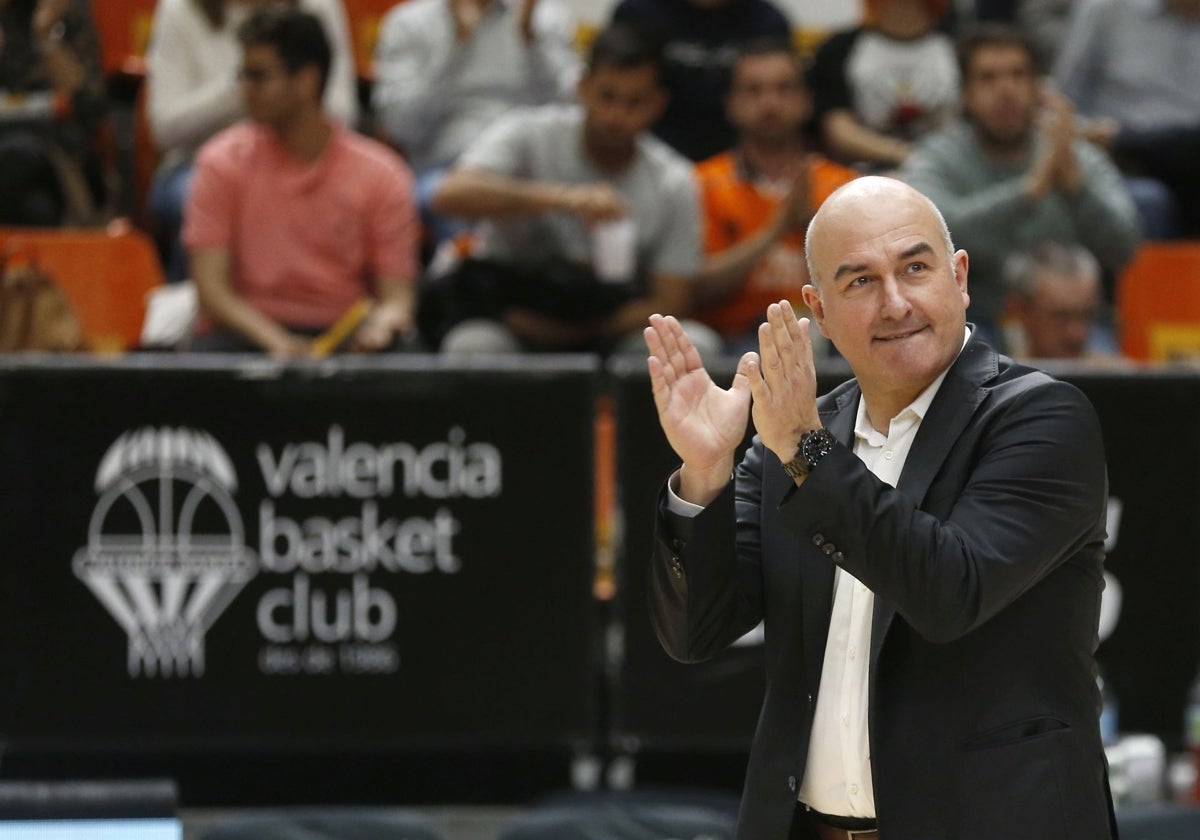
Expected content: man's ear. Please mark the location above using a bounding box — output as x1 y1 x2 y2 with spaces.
648 85 669 123
954 248 971 310
801 284 827 334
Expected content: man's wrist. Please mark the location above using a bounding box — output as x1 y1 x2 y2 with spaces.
540 183 571 213
781 427 835 481
677 461 734 507
1023 172 1051 201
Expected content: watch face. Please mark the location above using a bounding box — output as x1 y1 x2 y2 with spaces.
802 429 835 466
783 430 834 479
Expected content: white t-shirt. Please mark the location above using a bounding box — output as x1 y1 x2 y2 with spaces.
846 30 959 140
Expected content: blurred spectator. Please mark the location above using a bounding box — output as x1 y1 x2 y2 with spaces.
147 0 359 282
1002 241 1120 361
1053 0 1200 237
692 39 856 355
903 24 1138 344
0 0 109 226
610 0 792 162
372 0 581 246
427 22 720 358
183 7 418 356
808 0 958 171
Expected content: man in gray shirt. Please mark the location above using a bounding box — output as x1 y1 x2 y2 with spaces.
430 21 719 358
903 25 1139 345
1053 0 1200 236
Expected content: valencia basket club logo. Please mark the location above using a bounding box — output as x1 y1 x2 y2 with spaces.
73 428 258 678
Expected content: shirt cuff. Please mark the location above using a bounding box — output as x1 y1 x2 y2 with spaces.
665 469 705 518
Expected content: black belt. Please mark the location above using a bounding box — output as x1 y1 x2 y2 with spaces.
808 808 878 831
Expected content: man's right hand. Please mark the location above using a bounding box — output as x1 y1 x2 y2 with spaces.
263 331 312 360
1027 86 1083 199
645 314 752 506
775 161 815 234
554 183 626 225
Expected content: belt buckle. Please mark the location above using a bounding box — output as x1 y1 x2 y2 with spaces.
847 830 876 838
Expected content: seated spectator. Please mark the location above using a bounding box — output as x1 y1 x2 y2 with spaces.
147 0 359 282
0 0 108 226
903 24 1139 345
610 0 792 163
1002 241 1121 362
183 6 418 356
427 21 720 358
372 0 581 246
692 39 856 355
1053 0 1200 237
808 0 958 171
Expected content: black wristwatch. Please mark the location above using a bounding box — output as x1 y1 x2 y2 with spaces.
781 427 836 479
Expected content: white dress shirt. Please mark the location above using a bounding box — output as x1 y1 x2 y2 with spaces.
667 328 970 818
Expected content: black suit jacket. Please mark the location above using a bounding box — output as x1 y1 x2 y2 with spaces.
650 334 1116 840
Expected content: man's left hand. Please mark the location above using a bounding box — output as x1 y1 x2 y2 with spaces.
746 300 823 465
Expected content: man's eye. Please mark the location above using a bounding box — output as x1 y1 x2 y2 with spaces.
907 262 927 273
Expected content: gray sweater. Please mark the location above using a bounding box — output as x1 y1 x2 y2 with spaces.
903 122 1140 330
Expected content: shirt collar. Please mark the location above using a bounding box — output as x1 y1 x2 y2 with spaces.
854 326 971 443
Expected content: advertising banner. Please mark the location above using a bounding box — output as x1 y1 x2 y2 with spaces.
0 358 599 761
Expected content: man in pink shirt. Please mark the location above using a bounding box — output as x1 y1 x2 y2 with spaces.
184 6 418 356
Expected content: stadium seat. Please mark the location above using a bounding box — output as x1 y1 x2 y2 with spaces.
1115 242 1200 361
0 222 165 352
196 808 444 840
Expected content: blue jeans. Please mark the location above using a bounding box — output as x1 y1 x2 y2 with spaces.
416 166 471 247
148 162 194 283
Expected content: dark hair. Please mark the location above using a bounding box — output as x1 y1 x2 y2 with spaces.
194 0 226 29
587 21 664 81
737 35 800 63
957 23 1041 80
238 6 331 97
729 36 804 87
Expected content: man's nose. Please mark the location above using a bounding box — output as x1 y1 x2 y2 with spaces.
879 276 912 318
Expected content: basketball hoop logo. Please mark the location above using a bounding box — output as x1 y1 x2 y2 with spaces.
73 428 258 678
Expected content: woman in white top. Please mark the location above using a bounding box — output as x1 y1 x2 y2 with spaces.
146 0 359 281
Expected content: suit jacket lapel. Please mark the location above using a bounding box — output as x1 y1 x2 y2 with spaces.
799 385 861 688
869 334 998 665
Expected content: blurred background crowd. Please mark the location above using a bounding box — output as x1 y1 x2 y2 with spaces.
2 0 1199 367
4 3 1200 838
